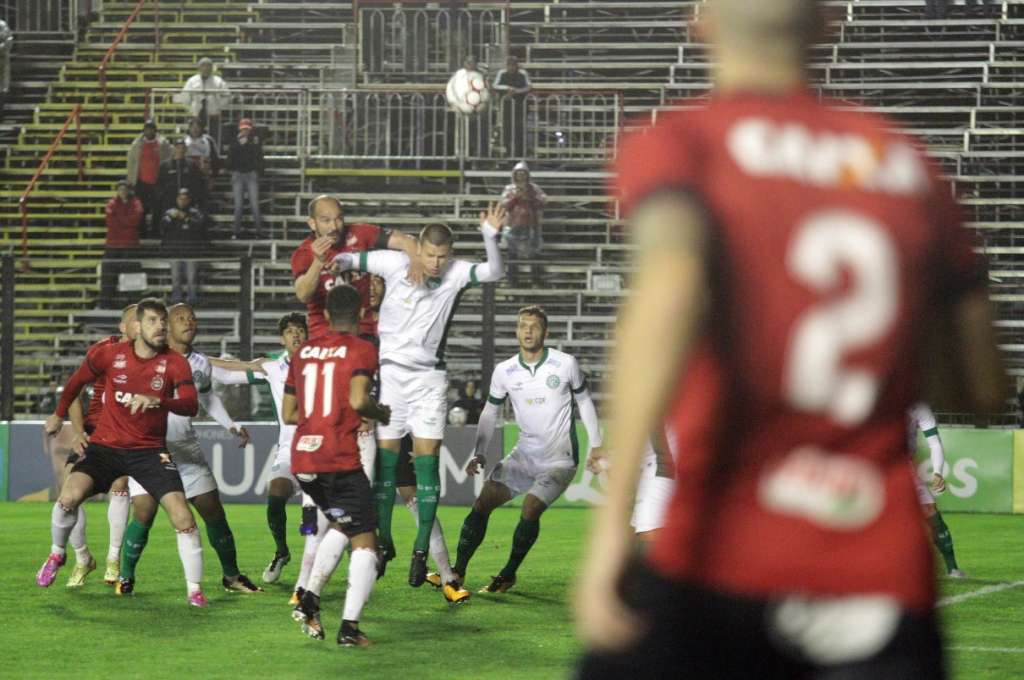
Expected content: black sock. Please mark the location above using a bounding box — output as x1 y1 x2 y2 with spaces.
454 508 490 577
499 517 540 579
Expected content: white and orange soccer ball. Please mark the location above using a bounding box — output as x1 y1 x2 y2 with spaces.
446 69 490 115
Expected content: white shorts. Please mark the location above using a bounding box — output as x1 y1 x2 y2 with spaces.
269 440 300 492
488 447 577 507
129 438 217 499
376 363 447 441
631 456 676 533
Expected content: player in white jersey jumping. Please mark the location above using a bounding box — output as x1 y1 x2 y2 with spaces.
120 303 262 596
910 403 966 578
455 306 605 593
332 204 505 600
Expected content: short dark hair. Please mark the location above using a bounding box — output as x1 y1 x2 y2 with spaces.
325 285 362 325
278 312 307 336
419 223 453 247
307 194 343 219
143 119 157 131
136 297 168 321
517 305 548 333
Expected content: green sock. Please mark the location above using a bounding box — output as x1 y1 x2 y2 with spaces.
454 508 489 578
413 455 441 553
205 516 240 579
499 517 540 579
120 520 151 580
375 448 400 548
929 511 959 572
266 495 289 556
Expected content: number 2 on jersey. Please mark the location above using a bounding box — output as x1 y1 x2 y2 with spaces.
302 363 336 418
784 210 899 426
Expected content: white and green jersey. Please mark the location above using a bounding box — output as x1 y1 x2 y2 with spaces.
167 349 236 445
336 241 501 370
909 402 945 474
487 348 591 465
215 350 295 456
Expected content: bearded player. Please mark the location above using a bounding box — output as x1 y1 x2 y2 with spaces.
38 298 208 606
283 284 391 646
575 0 1004 677
456 306 604 595
121 303 261 596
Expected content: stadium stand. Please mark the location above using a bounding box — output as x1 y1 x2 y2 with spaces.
2 0 1023 423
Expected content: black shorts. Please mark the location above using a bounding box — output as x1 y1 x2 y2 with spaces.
298 469 377 539
394 435 416 488
71 443 185 502
576 562 945 680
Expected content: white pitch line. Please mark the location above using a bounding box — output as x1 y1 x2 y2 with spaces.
949 646 1024 655
937 579 1024 607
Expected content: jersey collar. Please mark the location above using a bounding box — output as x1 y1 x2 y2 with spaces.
518 347 549 376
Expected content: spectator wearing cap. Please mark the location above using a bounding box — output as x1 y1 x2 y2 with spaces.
225 118 264 239
160 188 211 305
126 120 172 233
100 179 144 308
178 57 231 140
156 138 207 220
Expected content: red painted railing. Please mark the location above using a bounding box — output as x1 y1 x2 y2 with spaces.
99 0 159 131
18 104 84 267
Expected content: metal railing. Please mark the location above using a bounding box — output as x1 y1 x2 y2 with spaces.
4 0 79 36
358 2 507 78
18 104 83 268
99 0 159 131
316 89 621 161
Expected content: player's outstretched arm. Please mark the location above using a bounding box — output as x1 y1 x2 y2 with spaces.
48 357 102 434
574 383 605 469
67 399 90 454
349 375 391 425
161 380 199 417
198 386 249 447
387 230 426 285
575 192 708 652
467 400 501 475
473 202 506 283
294 235 334 303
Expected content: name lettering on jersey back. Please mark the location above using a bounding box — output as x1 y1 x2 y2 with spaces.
727 118 927 195
299 345 349 360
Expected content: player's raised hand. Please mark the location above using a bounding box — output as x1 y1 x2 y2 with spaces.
480 202 507 237
231 426 251 448
585 446 608 475
128 394 161 415
932 473 946 494
312 235 334 264
465 454 486 476
376 404 392 426
44 414 64 437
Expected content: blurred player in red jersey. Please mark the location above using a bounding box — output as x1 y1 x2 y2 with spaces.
50 304 139 587
574 1 1006 678
292 195 421 340
282 284 391 647
38 298 211 607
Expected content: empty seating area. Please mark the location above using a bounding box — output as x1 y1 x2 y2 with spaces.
3 0 1024 423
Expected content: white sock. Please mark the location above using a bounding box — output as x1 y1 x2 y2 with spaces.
69 505 88 553
50 502 77 557
405 499 454 583
300 492 315 506
106 492 130 563
342 548 378 623
175 527 203 593
295 508 330 591
358 432 377 484
306 528 348 597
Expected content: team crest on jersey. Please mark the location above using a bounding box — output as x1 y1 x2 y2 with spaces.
296 435 324 452
546 375 561 389
193 369 210 390
150 376 165 390
113 374 128 385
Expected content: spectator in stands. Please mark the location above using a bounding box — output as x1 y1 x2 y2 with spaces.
101 179 144 308
966 0 995 16
184 117 220 198
157 139 207 218
0 19 12 112
36 380 59 415
160 188 210 305
126 120 172 235
500 161 547 286
493 55 532 158
924 0 948 18
178 57 231 141
452 379 484 425
225 117 264 239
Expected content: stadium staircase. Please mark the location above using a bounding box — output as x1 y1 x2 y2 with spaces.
11 0 1024 423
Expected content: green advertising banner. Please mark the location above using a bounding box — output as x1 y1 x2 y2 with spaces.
912 427 1013 514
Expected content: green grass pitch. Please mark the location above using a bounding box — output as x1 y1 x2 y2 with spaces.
3 503 1023 679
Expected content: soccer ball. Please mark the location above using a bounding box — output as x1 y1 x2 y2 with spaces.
446 69 490 115
448 406 469 426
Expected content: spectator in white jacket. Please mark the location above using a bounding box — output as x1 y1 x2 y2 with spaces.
178 57 231 140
